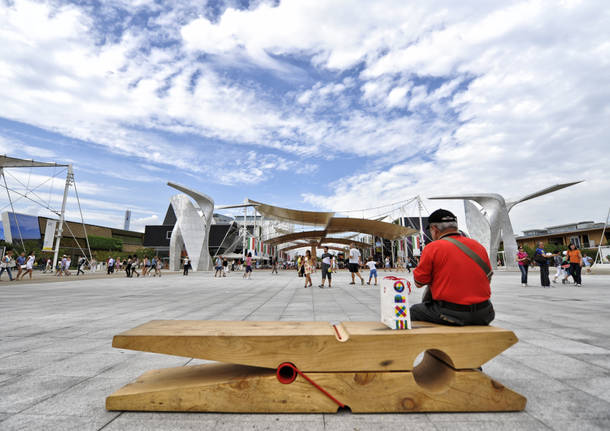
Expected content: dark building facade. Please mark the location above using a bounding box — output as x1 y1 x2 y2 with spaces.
143 205 243 258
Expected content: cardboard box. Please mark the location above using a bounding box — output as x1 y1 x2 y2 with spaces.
380 276 412 329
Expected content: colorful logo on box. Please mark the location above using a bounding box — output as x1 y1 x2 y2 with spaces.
395 305 407 318
394 294 405 303
395 320 407 329
393 281 405 293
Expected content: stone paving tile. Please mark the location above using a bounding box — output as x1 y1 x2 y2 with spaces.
508 377 610 422
523 336 609 355
0 413 114 431
569 353 610 370
425 412 535 422
104 416 219 431
508 352 609 379
0 374 84 413
28 351 134 377
430 419 550 430
0 373 18 384
214 418 324 431
25 337 109 354
0 336 57 354
0 352 72 375
324 419 430 431
561 376 610 403
324 412 431 425
21 375 127 420
542 419 610 431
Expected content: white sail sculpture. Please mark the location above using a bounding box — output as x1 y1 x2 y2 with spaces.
167 182 215 272
430 181 582 268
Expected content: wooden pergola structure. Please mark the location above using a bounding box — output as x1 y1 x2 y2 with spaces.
244 200 417 259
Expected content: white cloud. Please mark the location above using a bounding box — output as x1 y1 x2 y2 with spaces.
0 136 57 159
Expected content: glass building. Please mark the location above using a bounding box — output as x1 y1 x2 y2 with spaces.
0 212 42 242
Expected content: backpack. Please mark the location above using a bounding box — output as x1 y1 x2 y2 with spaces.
534 252 547 264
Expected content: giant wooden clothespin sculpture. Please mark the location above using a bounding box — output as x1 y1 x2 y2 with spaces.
106 320 526 413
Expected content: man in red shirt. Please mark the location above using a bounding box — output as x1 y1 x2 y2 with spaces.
410 209 495 326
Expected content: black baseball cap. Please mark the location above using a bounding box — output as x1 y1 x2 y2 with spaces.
426 209 457 229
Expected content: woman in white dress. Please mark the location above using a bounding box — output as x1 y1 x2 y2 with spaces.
20 252 35 280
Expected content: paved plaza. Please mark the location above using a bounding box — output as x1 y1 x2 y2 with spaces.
1 269 609 430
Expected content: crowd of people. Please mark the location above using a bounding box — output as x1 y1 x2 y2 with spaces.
290 244 415 288
105 255 164 277
0 250 36 281
516 241 592 287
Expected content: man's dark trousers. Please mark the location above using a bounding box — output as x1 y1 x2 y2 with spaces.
410 300 494 326
539 263 550 286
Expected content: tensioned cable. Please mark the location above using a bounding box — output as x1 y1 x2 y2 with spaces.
354 196 420 221
61 219 92 264
213 221 236 258
1 170 26 250
5 169 55 214
0 168 67 212
48 165 56 208
334 196 419 214
72 177 93 263
25 166 32 195
0 183 60 216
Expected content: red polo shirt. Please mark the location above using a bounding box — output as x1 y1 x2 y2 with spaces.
413 233 491 305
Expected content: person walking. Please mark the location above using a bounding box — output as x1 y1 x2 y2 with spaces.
19 252 35 280
154 256 162 277
214 256 223 277
297 255 304 277
552 253 565 284
107 257 115 275
243 252 253 279
123 256 131 277
319 246 332 288
559 252 571 284
64 256 72 276
303 250 314 288
43 258 52 273
384 256 391 272
271 256 278 274
131 256 140 277
365 257 378 285
182 256 191 276
0 250 14 281
76 256 86 276
141 256 149 276
55 256 65 276
516 246 529 287
348 243 364 285
534 242 554 288
222 258 228 277
566 243 583 286
149 256 157 276
16 252 26 280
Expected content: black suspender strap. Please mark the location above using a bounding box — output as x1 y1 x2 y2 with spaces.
441 237 493 282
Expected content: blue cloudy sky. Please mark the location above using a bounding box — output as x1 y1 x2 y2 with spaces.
0 0 609 233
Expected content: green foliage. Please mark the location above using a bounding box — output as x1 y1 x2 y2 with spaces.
92 248 156 262
88 235 122 251
1 239 43 256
